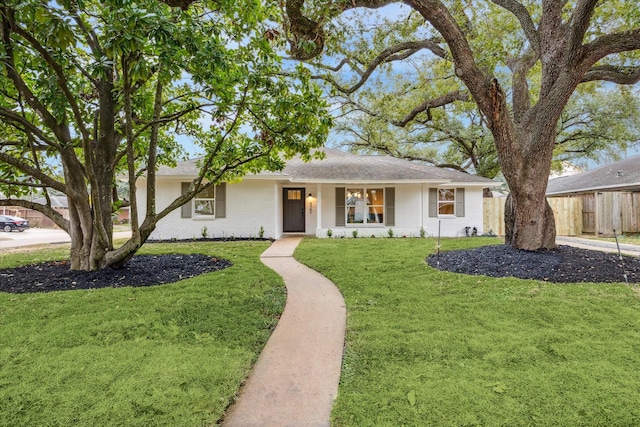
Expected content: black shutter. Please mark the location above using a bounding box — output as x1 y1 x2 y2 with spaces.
385 187 395 226
181 182 192 218
335 187 345 226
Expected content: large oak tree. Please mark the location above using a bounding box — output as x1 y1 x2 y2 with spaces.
0 0 330 270
280 0 640 250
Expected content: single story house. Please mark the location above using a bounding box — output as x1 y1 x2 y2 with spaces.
547 155 640 235
137 148 496 240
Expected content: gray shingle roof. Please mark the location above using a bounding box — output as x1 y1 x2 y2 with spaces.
547 155 640 195
155 147 496 185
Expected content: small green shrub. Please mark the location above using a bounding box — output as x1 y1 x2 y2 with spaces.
258 226 265 239
387 228 394 238
201 226 208 239
352 230 358 238
327 228 333 238
419 227 426 238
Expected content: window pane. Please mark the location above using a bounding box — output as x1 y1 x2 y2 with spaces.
287 190 301 200
368 188 383 205
368 206 383 223
346 188 365 224
438 189 454 201
196 186 215 198
195 200 215 215
439 202 454 215
346 189 363 206
347 206 364 223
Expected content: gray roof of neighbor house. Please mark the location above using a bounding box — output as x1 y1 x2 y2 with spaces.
31 195 69 208
154 147 496 186
0 194 69 208
547 155 640 195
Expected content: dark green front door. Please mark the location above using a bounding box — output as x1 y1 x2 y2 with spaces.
283 188 305 232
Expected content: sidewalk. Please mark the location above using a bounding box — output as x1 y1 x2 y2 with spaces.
557 236 640 257
0 229 132 251
222 237 347 427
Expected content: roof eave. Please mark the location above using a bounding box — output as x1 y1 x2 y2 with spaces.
547 182 640 196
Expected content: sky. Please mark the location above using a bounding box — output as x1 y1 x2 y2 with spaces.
180 3 640 173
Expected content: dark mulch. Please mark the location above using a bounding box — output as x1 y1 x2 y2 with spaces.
427 244 640 283
0 254 232 294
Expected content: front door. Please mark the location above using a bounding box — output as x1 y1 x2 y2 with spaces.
283 188 305 232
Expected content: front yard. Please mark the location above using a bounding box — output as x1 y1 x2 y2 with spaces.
295 238 640 426
2 237 640 426
0 241 284 427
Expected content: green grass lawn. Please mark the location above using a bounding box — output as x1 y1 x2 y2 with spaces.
0 241 284 427
295 237 640 427
584 234 640 246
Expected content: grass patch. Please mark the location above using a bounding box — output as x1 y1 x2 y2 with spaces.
0 241 284 426
295 238 640 426
582 234 640 246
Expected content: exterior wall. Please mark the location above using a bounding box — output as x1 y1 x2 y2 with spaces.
140 179 280 240
140 179 487 240
315 184 485 238
422 186 485 237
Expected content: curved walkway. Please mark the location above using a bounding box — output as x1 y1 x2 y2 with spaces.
223 237 347 427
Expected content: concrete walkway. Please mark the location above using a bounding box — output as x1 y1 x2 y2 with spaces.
223 237 347 427
557 236 640 257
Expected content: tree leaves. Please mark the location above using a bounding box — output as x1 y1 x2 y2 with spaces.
0 0 330 269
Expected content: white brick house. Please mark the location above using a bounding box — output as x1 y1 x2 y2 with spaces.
136 148 495 240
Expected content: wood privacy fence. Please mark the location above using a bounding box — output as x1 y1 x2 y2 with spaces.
581 192 640 235
484 196 583 237
484 192 640 237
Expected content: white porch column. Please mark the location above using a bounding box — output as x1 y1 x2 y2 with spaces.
316 185 322 237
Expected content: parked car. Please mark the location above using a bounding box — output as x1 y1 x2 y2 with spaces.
0 215 30 232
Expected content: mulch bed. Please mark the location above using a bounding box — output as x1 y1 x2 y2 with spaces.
0 254 232 294
427 244 640 283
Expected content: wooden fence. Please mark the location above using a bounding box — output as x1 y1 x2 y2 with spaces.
580 192 640 235
484 196 583 237
485 192 640 237
0 207 68 229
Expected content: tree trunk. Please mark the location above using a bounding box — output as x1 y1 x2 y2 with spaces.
504 192 556 250
499 127 557 250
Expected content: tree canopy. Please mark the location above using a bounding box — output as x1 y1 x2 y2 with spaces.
280 0 640 250
0 0 330 270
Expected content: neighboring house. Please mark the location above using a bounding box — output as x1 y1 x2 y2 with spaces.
137 148 496 240
547 155 640 235
0 195 69 228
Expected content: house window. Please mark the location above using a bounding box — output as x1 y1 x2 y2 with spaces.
346 188 384 225
194 186 215 217
438 188 455 215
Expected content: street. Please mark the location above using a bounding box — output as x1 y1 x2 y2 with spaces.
0 228 131 250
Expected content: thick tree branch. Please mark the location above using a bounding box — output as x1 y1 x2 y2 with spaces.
567 0 599 55
345 90 469 128
0 152 67 193
580 65 640 84
582 29 640 66
284 0 393 60
10 24 91 145
313 57 364 76
0 198 70 231
490 0 540 54
0 107 61 149
314 40 447 95
507 52 538 122
1 9 72 146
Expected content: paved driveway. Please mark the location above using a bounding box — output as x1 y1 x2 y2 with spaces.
0 228 131 251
